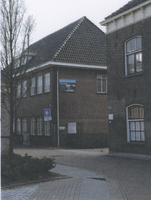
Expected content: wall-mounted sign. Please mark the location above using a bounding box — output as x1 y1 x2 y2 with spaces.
59 79 76 92
59 126 65 131
43 108 52 121
68 123 77 134
108 114 113 120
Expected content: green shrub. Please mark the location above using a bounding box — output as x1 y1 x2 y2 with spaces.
1 153 55 181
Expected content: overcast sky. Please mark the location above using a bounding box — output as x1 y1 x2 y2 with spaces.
25 0 129 44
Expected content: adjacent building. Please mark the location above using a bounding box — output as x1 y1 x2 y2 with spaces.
101 0 151 154
16 17 108 148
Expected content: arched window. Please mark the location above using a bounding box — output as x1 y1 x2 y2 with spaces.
125 37 142 75
126 105 145 142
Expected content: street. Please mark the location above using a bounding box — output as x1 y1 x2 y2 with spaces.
14 148 151 200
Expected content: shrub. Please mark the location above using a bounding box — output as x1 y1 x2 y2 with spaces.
1 153 55 181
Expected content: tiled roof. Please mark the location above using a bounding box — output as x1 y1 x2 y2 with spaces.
27 17 106 68
106 0 149 19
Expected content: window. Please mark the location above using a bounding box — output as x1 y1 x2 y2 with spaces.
127 105 145 142
37 75 43 94
44 73 50 92
125 37 142 75
22 80 27 97
30 77 36 96
16 84 21 98
17 118 21 135
44 121 50 135
59 79 76 92
37 118 43 135
22 118 27 133
97 75 107 93
30 118 35 135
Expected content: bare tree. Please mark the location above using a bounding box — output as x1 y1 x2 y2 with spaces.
0 0 35 154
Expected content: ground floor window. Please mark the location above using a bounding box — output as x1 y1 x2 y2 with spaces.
17 118 21 135
22 118 27 134
44 121 50 135
37 118 43 135
127 105 145 142
30 118 35 135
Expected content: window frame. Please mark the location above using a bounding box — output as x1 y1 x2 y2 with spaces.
16 118 21 135
22 80 27 98
22 118 27 134
37 117 43 136
125 36 142 76
30 77 36 96
30 118 36 135
44 73 50 93
37 75 43 94
97 75 107 93
126 104 145 142
44 121 51 136
16 83 21 98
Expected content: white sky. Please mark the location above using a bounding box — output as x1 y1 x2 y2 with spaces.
25 0 129 44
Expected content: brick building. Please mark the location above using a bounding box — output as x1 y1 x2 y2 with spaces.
16 17 108 148
101 0 151 154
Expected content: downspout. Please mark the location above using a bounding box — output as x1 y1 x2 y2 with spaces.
57 68 59 147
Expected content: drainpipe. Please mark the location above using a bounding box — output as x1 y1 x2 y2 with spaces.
57 68 59 147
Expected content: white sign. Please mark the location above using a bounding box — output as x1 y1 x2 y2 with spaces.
59 126 65 131
68 123 76 134
108 114 113 120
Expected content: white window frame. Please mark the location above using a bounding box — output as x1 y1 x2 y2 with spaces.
30 118 35 135
126 104 145 142
97 75 107 93
17 118 21 135
37 117 43 135
44 73 50 93
17 83 21 98
30 77 36 96
22 80 27 97
44 121 50 136
22 118 27 134
125 36 142 75
37 75 43 94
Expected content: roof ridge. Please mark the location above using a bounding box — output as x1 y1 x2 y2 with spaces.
52 17 86 61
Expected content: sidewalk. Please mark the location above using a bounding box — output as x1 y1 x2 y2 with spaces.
1 164 111 200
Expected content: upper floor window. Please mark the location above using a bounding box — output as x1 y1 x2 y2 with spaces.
22 80 27 97
30 77 36 96
126 105 145 142
97 75 107 93
37 75 43 94
125 37 142 75
16 84 21 98
44 73 50 93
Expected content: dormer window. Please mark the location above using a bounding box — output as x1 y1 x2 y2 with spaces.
125 37 142 75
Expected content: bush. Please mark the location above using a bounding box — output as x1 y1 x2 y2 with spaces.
1 153 55 181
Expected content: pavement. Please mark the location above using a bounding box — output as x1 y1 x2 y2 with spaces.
1 164 111 200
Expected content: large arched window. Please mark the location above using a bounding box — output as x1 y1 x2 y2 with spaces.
125 37 142 75
126 105 145 142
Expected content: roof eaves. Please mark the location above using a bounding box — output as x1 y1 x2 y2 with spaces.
52 17 85 61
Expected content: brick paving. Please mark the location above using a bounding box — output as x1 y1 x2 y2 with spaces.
14 148 151 200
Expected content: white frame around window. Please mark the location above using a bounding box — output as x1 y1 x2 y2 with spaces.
30 77 36 96
44 73 50 93
17 83 21 98
125 36 142 75
17 118 21 135
97 75 107 93
37 75 43 94
126 104 145 142
22 80 27 97
37 118 43 135
22 118 27 134
44 121 50 136
30 118 35 135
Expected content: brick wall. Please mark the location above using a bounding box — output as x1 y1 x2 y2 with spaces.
107 17 151 154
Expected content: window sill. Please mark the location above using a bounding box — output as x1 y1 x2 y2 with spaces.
123 72 142 78
126 142 145 145
97 92 107 94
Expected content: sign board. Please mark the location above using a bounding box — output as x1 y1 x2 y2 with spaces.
43 108 52 121
68 123 76 134
108 114 113 120
59 126 65 131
